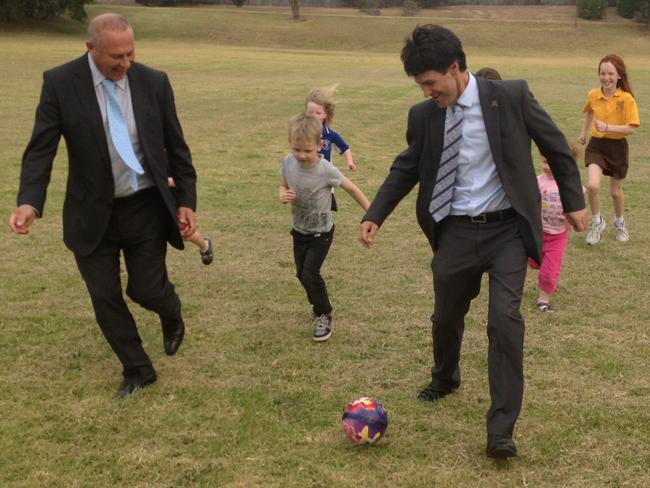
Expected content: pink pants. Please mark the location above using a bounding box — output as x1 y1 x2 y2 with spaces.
528 231 568 294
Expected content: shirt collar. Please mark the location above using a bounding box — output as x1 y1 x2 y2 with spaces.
87 52 127 91
449 72 477 114
598 88 622 100
457 72 477 109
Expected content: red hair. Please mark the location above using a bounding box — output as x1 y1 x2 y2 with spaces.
599 54 633 96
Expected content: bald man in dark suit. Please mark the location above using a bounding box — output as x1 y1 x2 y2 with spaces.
9 13 197 398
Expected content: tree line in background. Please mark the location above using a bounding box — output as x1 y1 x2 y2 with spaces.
0 0 647 29
577 0 648 21
0 0 90 22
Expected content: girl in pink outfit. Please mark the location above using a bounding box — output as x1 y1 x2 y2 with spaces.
529 150 581 312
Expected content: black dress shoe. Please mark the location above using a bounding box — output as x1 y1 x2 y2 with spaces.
417 382 455 402
162 318 185 356
486 434 518 459
115 377 156 399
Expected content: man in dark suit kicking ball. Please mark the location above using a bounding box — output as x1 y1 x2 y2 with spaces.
359 24 587 458
9 13 197 399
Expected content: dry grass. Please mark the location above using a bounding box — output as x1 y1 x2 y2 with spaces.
1 4 649 487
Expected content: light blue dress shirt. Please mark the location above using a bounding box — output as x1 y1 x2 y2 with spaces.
449 73 511 216
88 53 154 197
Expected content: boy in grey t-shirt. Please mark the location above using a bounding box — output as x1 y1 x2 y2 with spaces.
279 113 369 342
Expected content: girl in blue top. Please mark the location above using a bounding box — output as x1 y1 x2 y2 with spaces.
305 85 357 171
305 86 357 211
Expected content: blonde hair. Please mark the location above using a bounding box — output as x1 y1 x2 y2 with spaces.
288 113 322 146
305 84 339 123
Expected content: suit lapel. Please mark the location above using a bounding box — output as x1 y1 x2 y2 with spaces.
429 107 445 179
71 55 110 166
127 65 146 140
477 79 503 166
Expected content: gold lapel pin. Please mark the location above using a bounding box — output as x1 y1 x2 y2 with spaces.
491 100 498 108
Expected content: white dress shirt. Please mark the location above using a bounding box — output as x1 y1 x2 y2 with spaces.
449 73 511 216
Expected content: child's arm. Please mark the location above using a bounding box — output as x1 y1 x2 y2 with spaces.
279 177 297 204
342 149 357 171
593 119 637 136
340 177 370 211
578 112 593 145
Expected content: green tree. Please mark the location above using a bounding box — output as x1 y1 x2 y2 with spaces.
617 0 644 18
576 0 608 19
0 0 90 22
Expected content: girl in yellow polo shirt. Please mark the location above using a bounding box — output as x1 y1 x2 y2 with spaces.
578 54 640 245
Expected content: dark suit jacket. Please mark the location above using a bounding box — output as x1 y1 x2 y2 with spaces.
363 78 585 264
17 54 197 257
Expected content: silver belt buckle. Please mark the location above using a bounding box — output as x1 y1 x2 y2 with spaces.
470 213 488 224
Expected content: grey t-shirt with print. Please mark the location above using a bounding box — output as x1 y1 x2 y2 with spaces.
280 154 344 234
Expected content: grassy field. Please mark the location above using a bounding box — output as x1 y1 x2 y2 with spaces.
1 4 650 487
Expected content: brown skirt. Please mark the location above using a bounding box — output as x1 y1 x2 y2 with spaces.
585 137 629 179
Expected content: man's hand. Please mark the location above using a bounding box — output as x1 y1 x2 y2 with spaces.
176 207 196 239
359 221 378 249
9 205 37 235
565 209 588 232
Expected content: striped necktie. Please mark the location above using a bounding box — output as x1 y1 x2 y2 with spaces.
101 79 144 191
430 104 463 222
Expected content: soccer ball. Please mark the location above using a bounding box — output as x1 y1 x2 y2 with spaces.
341 397 388 444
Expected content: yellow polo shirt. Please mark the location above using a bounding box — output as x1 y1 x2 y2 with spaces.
583 88 640 139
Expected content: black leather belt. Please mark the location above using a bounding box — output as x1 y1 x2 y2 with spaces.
449 207 517 224
114 186 157 204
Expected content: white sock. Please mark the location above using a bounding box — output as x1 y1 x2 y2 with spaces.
592 214 602 225
614 216 625 226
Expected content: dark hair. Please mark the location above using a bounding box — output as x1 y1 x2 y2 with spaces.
599 54 633 96
476 67 502 80
401 24 467 77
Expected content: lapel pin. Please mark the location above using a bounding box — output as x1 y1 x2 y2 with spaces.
491 100 498 108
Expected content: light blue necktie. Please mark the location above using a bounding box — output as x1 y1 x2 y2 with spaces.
430 104 464 222
101 79 144 191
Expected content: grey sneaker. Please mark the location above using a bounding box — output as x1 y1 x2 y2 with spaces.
586 218 606 245
613 220 629 242
313 314 332 342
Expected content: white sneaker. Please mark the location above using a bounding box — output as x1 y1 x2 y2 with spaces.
613 220 629 242
586 218 606 245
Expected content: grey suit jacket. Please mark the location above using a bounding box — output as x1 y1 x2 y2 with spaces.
363 78 585 264
17 54 197 256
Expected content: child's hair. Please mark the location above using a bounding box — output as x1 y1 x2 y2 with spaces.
305 84 339 123
288 113 323 146
475 67 502 80
599 54 633 96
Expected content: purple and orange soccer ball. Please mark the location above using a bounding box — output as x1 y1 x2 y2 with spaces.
341 397 388 444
